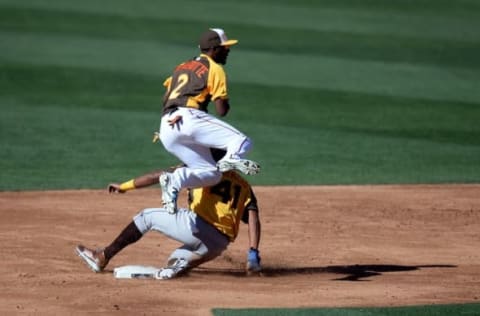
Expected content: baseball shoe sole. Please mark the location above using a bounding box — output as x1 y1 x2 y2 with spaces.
216 158 260 175
75 245 108 273
159 173 178 214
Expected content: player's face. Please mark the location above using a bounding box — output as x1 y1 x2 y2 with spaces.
214 46 230 65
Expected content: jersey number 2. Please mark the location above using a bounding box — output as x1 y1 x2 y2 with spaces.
168 73 189 100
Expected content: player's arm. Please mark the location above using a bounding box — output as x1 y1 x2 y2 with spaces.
245 190 262 272
108 165 180 193
209 63 230 117
108 171 163 193
247 208 261 250
214 98 230 117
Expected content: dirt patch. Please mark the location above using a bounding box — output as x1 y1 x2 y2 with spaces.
1 185 479 315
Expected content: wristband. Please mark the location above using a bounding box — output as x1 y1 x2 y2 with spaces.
119 179 136 191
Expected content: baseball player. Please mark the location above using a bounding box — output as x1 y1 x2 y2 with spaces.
75 167 262 279
158 28 260 214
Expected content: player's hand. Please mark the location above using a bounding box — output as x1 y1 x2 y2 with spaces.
152 131 160 143
167 115 183 130
246 248 261 273
108 183 126 194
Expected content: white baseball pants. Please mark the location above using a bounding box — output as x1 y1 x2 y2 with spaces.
159 107 252 190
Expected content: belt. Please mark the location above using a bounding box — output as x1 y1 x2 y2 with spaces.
163 105 200 116
162 106 179 116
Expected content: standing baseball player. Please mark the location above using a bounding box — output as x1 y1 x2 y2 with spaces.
75 167 262 279
159 28 260 214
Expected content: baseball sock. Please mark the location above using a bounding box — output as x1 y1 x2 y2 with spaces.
104 221 143 261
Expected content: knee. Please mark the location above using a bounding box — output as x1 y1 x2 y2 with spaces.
133 209 154 234
199 170 222 186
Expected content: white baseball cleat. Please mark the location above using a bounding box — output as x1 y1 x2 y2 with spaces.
155 258 189 280
75 245 108 273
159 173 178 214
216 158 260 175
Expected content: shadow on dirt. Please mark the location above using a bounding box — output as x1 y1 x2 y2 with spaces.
196 264 456 281
263 264 457 281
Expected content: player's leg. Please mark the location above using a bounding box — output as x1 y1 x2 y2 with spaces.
77 205 181 273
160 108 259 175
159 109 223 213
165 144 222 189
134 207 196 279
187 109 260 175
186 109 251 157
158 212 229 279
75 220 144 273
158 144 222 213
134 207 229 279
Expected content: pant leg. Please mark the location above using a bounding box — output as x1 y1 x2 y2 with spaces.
184 108 253 159
168 213 230 268
169 165 221 190
133 208 229 267
159 109 221 189
159 108 252 190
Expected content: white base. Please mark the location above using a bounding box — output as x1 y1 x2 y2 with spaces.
114 265 160 279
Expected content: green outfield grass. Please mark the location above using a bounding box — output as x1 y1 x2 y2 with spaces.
1 0 480 190
213 303 480 316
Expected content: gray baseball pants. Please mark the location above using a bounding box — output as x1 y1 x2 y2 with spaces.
133 207 229 268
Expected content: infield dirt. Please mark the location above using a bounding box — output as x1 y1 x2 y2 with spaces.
1 185 479 315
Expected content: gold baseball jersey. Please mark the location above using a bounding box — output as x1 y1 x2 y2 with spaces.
163 54 228 113
188 171 258 242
